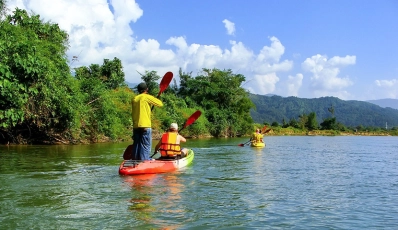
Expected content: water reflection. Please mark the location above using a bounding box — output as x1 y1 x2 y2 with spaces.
124 174 157 223
123 173 186 229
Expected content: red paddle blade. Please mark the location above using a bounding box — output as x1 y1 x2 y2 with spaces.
261 126 268 133
157 71 173 97
174 110 202 133
181 110 202 130
238 143 245 147
264 129 271 134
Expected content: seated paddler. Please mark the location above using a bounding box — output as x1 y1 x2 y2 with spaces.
154 122 189 159
250 128 263 143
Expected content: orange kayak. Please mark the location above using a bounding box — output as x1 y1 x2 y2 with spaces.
119 149 194 175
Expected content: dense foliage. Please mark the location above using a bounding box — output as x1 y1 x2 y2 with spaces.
1 7 396 144
0 8 78 143
0 9 255 144
174 68 254 137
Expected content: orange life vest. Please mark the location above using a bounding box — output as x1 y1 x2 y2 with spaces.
159 132 181 157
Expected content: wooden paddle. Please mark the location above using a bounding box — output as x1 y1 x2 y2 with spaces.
238 126 268 147
151 71 173 111
150 110 202 158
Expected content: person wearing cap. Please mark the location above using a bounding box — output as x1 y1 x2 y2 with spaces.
154 122 189 159
131 82 163 160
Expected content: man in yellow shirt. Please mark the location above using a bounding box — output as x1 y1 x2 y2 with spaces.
131 82 163 160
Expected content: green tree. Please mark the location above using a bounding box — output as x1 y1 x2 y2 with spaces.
282 118 288 128
320 117 337 130
74 59 130 141
271 121 279 127
289 118 299 128
328 104 335 117
0 8 77 143
100 58 126 89
137 70 160 96
177 68 254 137
0 0 7 17
298 114 308 129
306 112 318 130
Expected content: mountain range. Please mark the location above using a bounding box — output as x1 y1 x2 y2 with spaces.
366 99 398 110
249 94 398 128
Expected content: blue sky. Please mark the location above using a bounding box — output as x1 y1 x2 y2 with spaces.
6 0 398 100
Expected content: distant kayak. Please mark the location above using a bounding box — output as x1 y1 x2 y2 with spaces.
119 149 194 175
251 142 265 148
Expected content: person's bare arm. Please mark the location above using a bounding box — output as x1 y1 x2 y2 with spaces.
178 134 186 143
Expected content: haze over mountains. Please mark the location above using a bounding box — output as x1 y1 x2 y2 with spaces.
250 94 398 128
366 99 398 110
263 94 398 110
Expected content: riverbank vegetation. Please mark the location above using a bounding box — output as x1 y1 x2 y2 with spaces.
0 8 254 144
1 8 397 144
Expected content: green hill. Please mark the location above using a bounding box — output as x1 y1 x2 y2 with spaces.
250 94 398 128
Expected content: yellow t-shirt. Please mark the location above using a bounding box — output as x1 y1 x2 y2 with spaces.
251 132 263 143
132 93 163 128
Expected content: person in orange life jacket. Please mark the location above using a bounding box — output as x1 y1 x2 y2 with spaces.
154 123 188 159
131 82 163 161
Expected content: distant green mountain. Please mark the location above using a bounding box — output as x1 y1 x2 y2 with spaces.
125 81 137 89
367 99 398 110
249 94 398 128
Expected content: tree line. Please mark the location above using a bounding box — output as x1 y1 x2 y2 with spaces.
250 94 398 131
0 8 256 144
1 7 396 144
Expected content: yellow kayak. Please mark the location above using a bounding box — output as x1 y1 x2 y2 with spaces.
251 142 266 148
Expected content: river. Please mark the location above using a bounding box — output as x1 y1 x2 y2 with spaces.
1 136 397 229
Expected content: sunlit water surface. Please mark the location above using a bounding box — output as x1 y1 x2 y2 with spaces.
1 136 397 229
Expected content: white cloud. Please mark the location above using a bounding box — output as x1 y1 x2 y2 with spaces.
374 79 398 98
273 73 303 97
256 37 284 63
8 0 142 71
5 0 301 98
247 73 280 95
222 19 235 35
302 54 355 99
285 74 303 96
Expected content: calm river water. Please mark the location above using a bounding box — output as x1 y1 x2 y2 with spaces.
1 136 397 229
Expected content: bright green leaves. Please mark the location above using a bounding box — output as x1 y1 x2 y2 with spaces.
73 59 130 141
0 109 25 128
176 68 255 137
138 70 161 96
0 6 259 142
0 8 73 142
